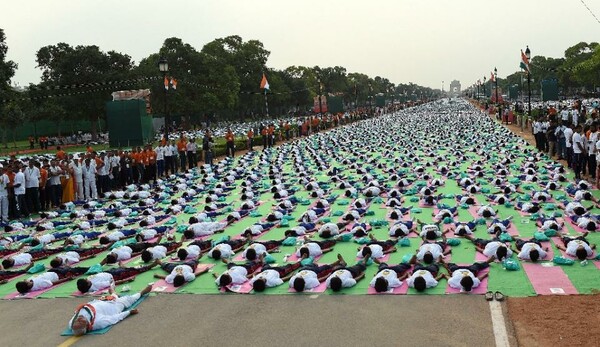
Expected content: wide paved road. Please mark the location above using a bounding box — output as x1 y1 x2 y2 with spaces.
0 294 516 346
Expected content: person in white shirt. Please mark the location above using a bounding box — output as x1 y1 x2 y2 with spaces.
370 261 411 293
68 285 152 336
556 233 596 260
213 259 264 288
572 125 586 179
48 160 63 207
572 108 579 126
0 167 10 224
250 261 303 292
357 238 397 259
563 125 574 169
12 164 28 217
406 264 446 292
183 222 227 240
153 259 209 287
82 158 97 200
295 240 337 259
69 158 84 201
513 238 548 262
325 259 369 292
155 144 165 178
289 255 346 293
412 241 451 264
24 160 41 213
587 124 598 180
186 139 197 170
466 236 512 261
444 260 492 292
76 263 159 293
206 239 247 260
16 266 88 294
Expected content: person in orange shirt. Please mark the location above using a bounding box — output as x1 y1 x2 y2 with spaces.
56 146 67 160
261 127 268 150
225 129 235 157
86 145 93 153
247 129 254 151
284 122 291 141
177 135 187 173
268 125 275 148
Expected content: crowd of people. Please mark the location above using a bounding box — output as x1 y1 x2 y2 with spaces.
0 99 598 336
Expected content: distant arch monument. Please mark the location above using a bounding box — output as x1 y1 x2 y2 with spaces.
449 80 461 97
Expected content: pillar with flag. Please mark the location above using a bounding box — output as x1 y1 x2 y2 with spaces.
260 73 270 116
520 50 530 73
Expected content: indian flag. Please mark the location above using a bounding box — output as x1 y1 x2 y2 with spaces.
260 73 270 90
520 50 530 72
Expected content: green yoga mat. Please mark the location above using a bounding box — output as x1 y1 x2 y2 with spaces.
61 295 147 336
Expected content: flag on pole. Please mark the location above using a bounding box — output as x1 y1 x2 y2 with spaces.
170 78 177 90
520 50 530 72
260 73 270 90
164 76 169 90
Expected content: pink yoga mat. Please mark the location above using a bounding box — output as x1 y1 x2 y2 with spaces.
287 253 322 262
467 205 482 219
522 262 578 295
445 268 489 294
223 281 253 294
594 261 600 271
151 264 214 293
367 282 409 295
288 281 328 293
5 282 66 299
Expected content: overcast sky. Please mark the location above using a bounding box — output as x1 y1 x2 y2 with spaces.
2 0 599 90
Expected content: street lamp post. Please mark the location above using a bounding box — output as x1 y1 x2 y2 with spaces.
494 67 501 122
158 57 169 141
525 46 532 124
317 78 323 114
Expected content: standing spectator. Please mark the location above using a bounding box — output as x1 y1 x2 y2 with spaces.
225 129 235 157
564 124 574 168
119 151 132 187
0 166 9 224
247 128 254 151
203 130 214 166
61 159 75 203
24 160 41 213
555 122 566 160
28 136 34 150
186 138 196 170
546 120 557 159
146 145 157 183
37 161 48 211
56 146 67 161
261 126 268 150
48 160 63 208
96 153 110 195
177 135 187 172
82 158 97 201
13 163 28 218
587 124 598 180
156 143 165 178
109 151 121 189
572 125 585 180
70 157 84 201
168 141 177 175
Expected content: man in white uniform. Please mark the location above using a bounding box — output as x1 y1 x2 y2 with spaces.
82 158 97 200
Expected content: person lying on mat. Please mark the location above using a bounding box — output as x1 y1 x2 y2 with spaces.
410 240 451 264
0 263 35 284
406 263 446 292
318 222 349 238
68 284 152 336
289 254 347 292
153 259 209 287
456 194 476 205
284 223 317 237
62 231 103 247
556 233 597 260
242 239 284 261
98 229 139 245
535 216 563 232
240 223 276 238
99 242 152 265
15 266 89 294
50 247 110 268
369 259 411 293
356 235 397 259
183 221 227 240
76 262 159 294
476 205 498 218
568 215 599 232
176 239 213 261
325 256 369 292
1 247 63 269
214 256 265 288
486 217 515 237
531 190 552 203
444 259 492 293
451 221 477 236
250 261 303 292
562 200 592 217
512 238 548 262
432 207 458 222
140 240 182 263
416 219 444 240
465 235 512 261
295 240 337 259
389 220 416 238
207 239 247 260
485 194 510 205
515 202 541 214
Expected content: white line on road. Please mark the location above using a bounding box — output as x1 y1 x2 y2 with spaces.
489 301 510 347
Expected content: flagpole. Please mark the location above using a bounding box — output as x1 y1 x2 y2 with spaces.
264 89 269 117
